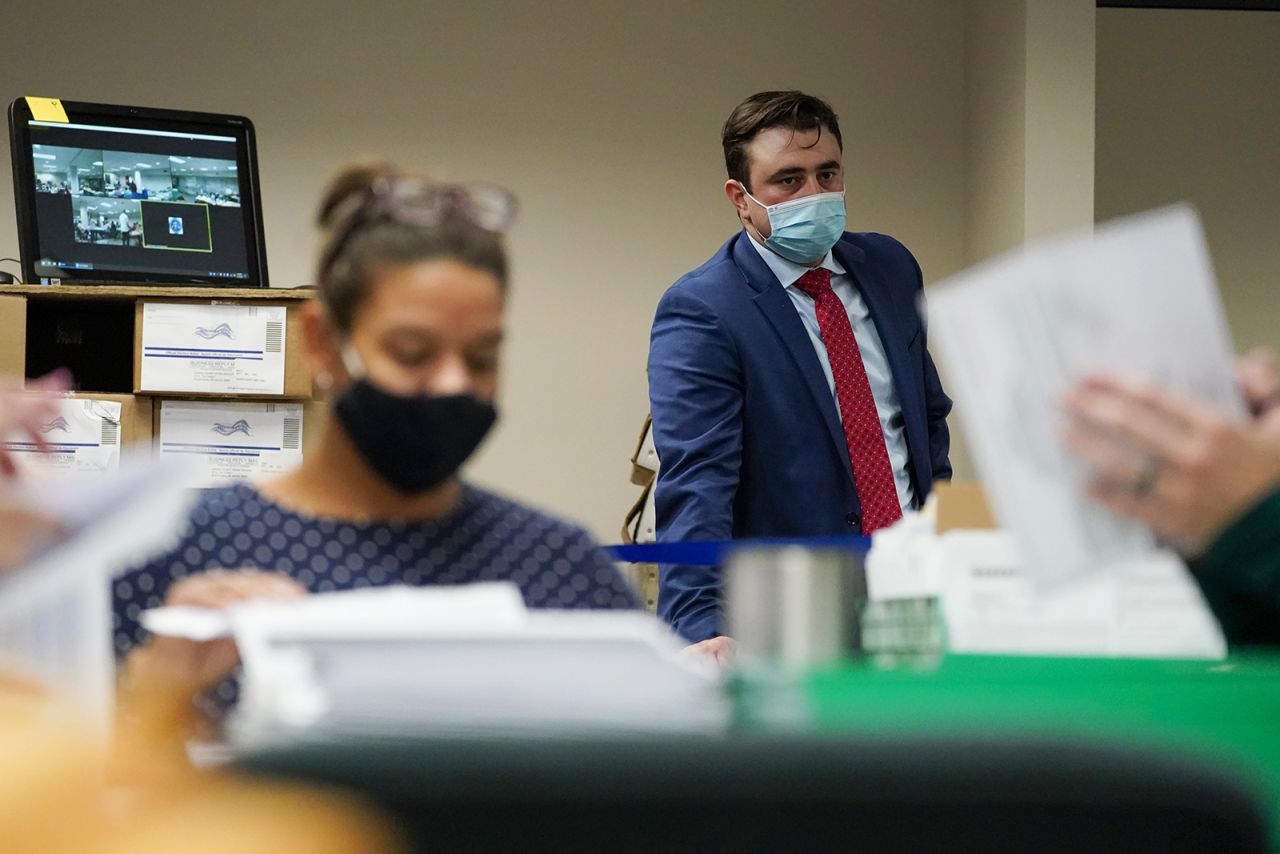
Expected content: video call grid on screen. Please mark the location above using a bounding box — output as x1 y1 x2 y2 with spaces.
25 120 253 283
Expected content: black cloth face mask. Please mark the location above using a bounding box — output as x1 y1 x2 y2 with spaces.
333 378 498 494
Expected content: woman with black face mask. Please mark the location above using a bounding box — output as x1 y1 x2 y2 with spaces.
114 162 637 711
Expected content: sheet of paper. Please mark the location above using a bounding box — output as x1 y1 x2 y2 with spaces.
2 397 121 476
928 205 1242 583
938 530 1226 659
0 458 198 721
157 399 304 488
142 584 531 643
140 302 286 394
865 513 942 601
141 605 234 641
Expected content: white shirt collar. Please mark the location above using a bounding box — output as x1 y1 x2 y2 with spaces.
745 230 845 290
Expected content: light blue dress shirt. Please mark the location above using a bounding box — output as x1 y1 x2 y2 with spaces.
747 232 915 512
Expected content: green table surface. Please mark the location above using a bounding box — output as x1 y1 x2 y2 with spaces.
733 651 1280 844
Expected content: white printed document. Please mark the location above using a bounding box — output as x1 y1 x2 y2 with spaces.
937 531 1226 659
2 397 121 476
140 302 286 394
928 206 1242 583
157 399 304 488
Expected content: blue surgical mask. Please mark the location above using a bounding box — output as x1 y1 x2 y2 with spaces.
744 187 847 265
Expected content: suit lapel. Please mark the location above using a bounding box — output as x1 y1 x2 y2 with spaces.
834 240 927 492
731 235 855 487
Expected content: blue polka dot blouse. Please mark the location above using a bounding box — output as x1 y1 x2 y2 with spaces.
113 481 638 657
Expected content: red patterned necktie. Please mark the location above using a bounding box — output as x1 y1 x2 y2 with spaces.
794 268 903 533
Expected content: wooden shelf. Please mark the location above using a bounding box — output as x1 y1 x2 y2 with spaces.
0 284 315 300
0 284 315 396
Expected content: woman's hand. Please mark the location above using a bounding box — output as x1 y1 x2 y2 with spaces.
128 569 307 695
1237 347 1280 418
1063 370 1280 555
0 369 72 478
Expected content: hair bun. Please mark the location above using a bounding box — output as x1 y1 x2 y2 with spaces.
315 160 398 228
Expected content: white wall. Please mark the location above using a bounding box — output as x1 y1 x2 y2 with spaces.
963 0 1095 265
952 0 1095 482
964 0 1028 267
1096 8 1280 356
0 0 967 540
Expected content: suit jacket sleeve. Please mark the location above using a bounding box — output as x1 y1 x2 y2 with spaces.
648 283 743 643
911 251 953 484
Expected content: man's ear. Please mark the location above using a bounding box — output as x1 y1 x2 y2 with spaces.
725 179 750 216
725 179 754 228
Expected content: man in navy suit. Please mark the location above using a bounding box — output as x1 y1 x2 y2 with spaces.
648 91 952 660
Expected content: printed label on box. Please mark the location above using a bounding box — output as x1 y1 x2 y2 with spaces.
141 303 286 394
157 400 304 488
3 398 122 475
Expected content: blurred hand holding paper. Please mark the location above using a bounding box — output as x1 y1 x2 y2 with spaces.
928 205 1242 584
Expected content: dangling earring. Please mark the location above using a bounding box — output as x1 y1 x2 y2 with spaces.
315 371 334 393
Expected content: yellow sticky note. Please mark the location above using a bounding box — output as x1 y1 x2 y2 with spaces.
24 96 68 123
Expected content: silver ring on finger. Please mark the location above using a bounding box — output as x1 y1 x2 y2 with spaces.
1130 453 1162 498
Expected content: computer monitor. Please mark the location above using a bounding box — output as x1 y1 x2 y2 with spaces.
8 98 269 286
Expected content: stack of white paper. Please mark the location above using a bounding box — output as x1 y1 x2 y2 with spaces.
934 531 1226 659
144 584 725 746
863 516 1226 659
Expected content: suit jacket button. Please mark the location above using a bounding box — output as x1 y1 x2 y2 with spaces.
845 512 860 527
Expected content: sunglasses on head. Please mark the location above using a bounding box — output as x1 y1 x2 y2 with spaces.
317 177 518 285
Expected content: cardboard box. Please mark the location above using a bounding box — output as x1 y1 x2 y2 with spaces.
3 392 152 475
0 294 26 377
133 299 310 397
933 481 996 532
0 290 136 391
67 392 154 448
153 397 326 487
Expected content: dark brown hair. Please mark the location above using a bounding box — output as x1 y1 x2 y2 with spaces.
722 91 843 192
315 161 509 334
